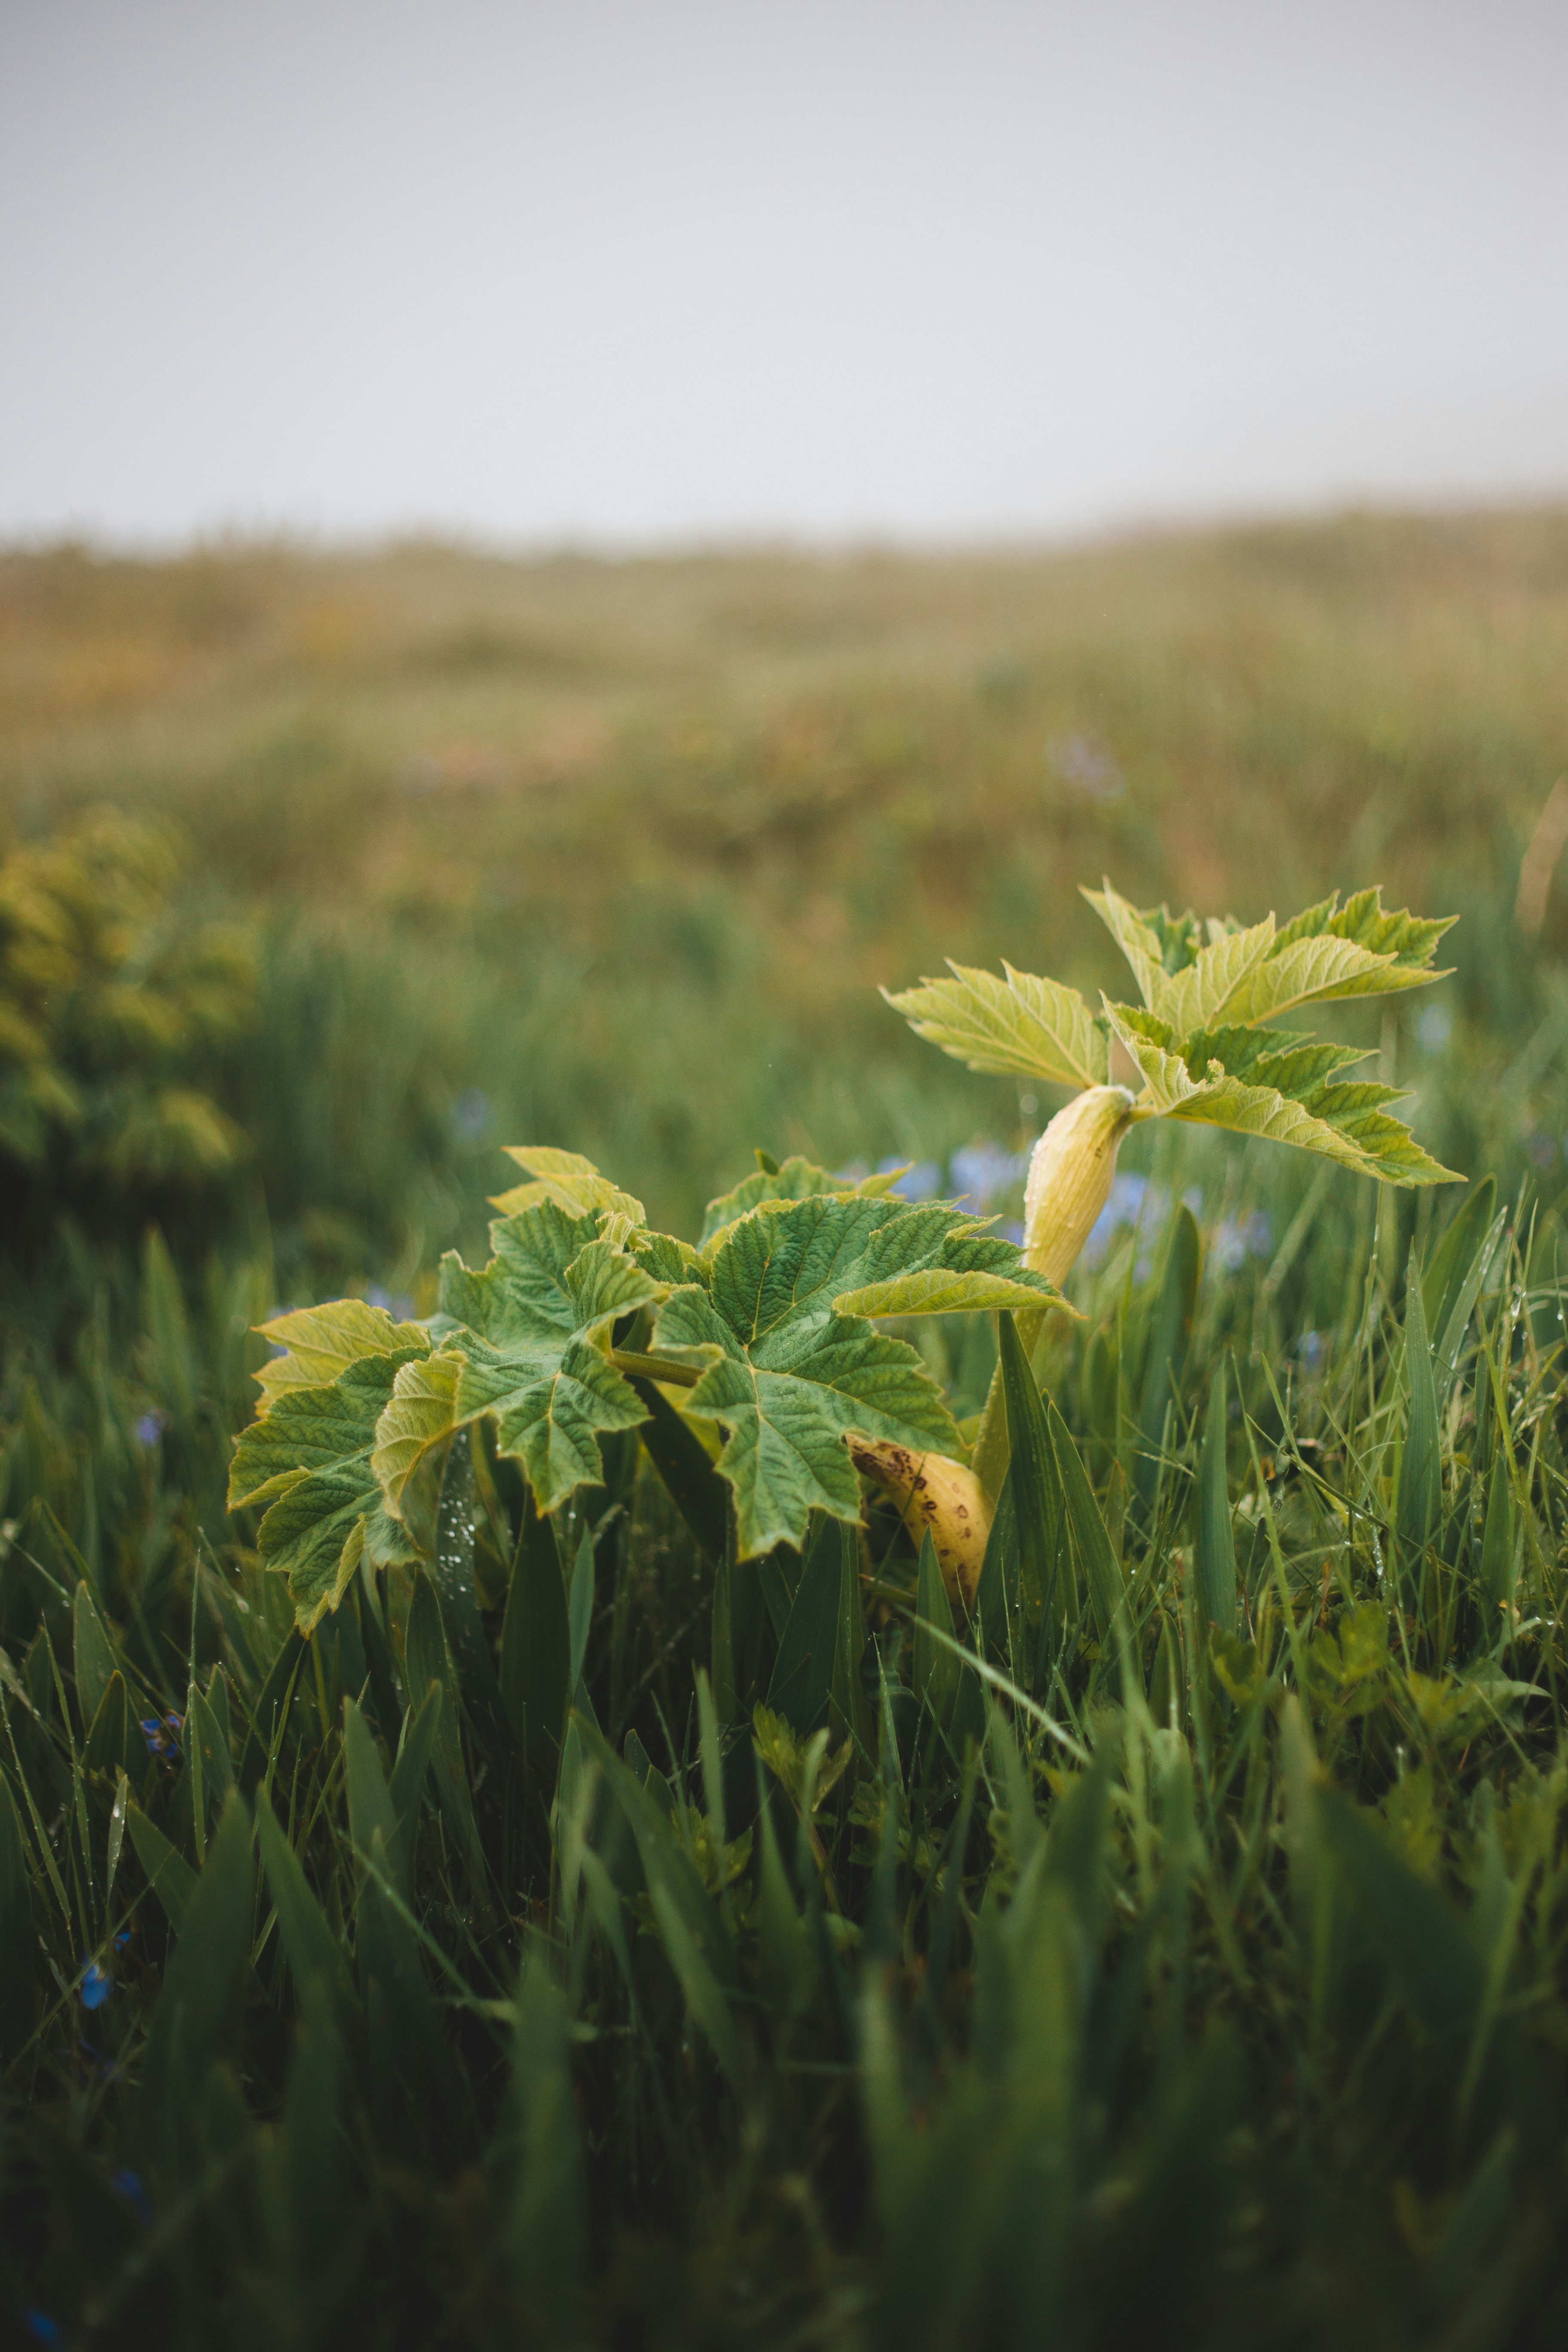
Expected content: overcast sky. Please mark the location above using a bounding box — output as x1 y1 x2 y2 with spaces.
2 0 1564 548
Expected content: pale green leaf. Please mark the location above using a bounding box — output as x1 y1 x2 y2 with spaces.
634 1228 706 1286
1217 889 1453 1024
252 1298 430 1414
1275 885 1456 968
1220 933 1433 1025
1148 915 1277 1033
229 1353 423 1632
1105 1001 1458 1185
455 1337 648 1514
1176 1023 1371 1093
231 1341 429 1512
835 1266 1072 1320
881 961 1109 1088
371 1350 465 1515
1080 882 1167 1007
489 1143 645 1224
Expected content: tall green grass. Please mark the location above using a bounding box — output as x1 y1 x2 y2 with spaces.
2 1140 1566 2347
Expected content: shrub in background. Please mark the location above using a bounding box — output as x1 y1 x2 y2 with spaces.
0 811 255 1240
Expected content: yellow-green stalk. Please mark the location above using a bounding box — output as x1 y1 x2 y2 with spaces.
849 1439 992 1604
968 1083 1137 1497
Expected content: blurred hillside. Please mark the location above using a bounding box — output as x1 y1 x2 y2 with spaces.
3 508 1566 1272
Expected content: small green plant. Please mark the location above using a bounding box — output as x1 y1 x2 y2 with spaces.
231 1147 1065 1631
888 879 1459 1493
230 881 1461 1634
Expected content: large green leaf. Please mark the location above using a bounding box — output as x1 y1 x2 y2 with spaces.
1105 1003 1458 1185
245 1180 1054 1620
374 1202 666 1518
882 961 1110 1089
652 1193 985 1557
229 1350 426 1632
1136 915 1282 1034
487 1142 646 1224
830 1203 1065 1320
251 1297 431 1414
1083 879 1453 1029
1208 886 1451 1024
698 1152 904 1250
1274 885 1456 969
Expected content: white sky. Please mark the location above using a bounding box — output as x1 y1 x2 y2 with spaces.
2 0 1565 547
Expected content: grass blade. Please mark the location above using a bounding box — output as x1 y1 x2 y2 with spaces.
1194 1361 1237 1632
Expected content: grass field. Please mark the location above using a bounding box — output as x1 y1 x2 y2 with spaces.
3 508 1568 2347
5 508 1568 1260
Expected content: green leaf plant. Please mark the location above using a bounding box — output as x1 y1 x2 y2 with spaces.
230 884 1458 1637
231 1146 1063 1631
885 879 1460 1501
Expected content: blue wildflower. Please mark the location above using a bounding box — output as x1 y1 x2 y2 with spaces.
134 1411 164 1449
80 1960 111 2010
1214 1209 1274 1274
24 2312 62 2346
452 1087 491 1142
112 2168 152 2226
949 1142 1026 1211
1214 1224 1246 1273
1082 1172 1154 1269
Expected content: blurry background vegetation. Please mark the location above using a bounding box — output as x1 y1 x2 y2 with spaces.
3 506 1565 1291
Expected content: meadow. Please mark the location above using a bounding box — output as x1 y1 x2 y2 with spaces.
3 508 1568 2347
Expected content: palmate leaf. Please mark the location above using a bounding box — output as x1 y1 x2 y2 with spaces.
652 1191 1058 1557
229 1350 427 1632
881 962 1110 1089
251 1298 430 1414
1275 885 1455 968
230 1153 1079 1629
895 879 1452 1105
1145 916 1278 1034
1105 1003 1459 1185
1079 885 1167 1008
1082 878 1453 1028
487 1143 646 1224
375 1202 668 1517
699 1153 906 1250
